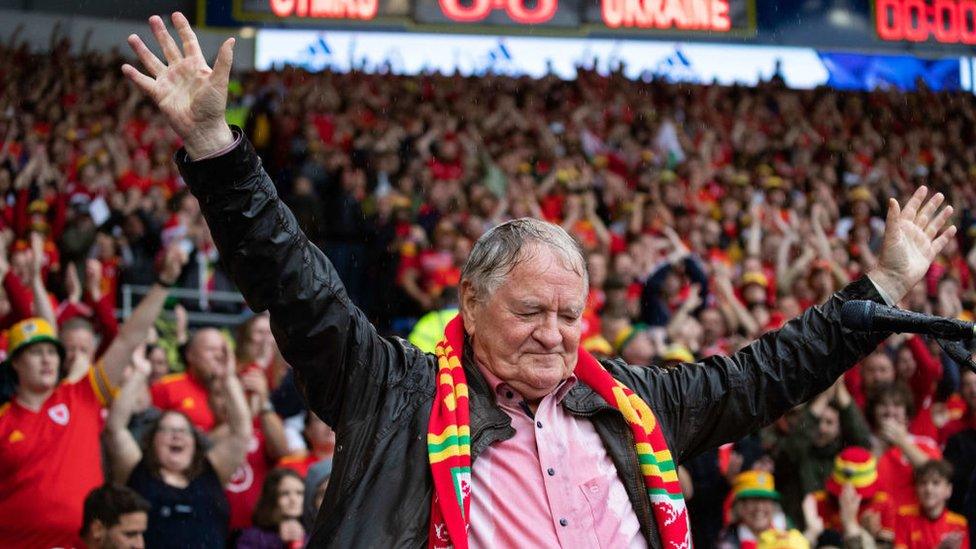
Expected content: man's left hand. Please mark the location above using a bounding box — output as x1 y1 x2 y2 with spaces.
869 186 956 303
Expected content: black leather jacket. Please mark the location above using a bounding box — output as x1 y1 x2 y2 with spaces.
177 131 889 548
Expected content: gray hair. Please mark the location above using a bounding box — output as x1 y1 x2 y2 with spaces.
460 218 588 303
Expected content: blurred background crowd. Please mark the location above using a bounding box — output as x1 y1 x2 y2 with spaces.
1 19 975 549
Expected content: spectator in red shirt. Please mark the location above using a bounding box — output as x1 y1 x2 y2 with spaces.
867 383 942 508
0 241 179 547
943 369 976 514
806 446 896 546
150 327 231 432
894 460 969 549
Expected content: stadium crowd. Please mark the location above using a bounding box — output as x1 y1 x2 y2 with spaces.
0 23 975 549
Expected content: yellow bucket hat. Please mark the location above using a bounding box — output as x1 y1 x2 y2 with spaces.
1 318 65 370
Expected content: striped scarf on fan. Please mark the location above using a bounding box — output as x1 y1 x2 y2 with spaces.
426 315 691 549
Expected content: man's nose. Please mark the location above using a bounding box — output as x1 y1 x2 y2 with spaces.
533 314 562 349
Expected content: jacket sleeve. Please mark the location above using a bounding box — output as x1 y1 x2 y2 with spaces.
618 275 889 464
175 130 409 427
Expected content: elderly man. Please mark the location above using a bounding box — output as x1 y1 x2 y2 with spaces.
123 14 956 548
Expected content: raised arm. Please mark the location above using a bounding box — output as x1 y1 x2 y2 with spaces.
95 245 187 399
123 13 409 426
103 349 148 484
618 187 956 463
208 353 253 486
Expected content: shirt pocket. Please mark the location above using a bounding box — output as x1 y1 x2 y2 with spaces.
579 476 615 549
579 475 643 549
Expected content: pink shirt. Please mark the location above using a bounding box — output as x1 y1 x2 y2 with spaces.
469 365 647 548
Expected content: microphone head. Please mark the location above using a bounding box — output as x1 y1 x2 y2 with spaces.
841 300 876 332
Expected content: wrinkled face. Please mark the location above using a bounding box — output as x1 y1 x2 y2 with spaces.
461 245 585 402
813 406 840 447
862 353 895 390
62 328 95 370
12 342 61 393
736 498 775 533
102 512 148 549
277 476 305 519
153 412 196 474
916 475 951 518
186 329 228 381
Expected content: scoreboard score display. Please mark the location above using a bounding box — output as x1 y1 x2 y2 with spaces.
225 0 754 34
206 0 976 56
875 0 976 44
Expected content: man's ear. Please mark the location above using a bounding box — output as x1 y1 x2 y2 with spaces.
459 281 478 335
89 519 107 545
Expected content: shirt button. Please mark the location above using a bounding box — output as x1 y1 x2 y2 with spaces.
559 518 568 527
536 421 543 429
547 468 555 476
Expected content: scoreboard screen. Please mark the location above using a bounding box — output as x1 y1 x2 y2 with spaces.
221 0 756 35
875 0 976 44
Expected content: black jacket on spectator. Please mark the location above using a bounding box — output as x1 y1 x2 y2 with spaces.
177 130 890 549
640 256 709 327
944 427 976 514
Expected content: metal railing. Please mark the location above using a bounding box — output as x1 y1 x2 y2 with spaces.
119 284 253 327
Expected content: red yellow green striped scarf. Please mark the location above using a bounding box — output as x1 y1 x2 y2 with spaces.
427 315 690 549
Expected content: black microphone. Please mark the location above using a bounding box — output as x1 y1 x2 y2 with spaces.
841 300 976 341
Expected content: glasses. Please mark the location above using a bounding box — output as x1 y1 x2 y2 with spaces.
157 426 192 436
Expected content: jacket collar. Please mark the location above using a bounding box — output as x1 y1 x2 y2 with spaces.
462 342 514 461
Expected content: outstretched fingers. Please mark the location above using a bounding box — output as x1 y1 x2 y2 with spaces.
171 12 202 59
211 37 236 88
885 197 901 232
931 225 958 257
149 15 182 65
121 64 157 98
925 205 953 239
126 34 165 77
915 191 944 229
900 186 927 222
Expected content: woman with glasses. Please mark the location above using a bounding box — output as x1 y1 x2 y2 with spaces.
104 342 252 548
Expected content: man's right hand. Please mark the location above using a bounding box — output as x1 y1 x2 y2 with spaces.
122 12 235 160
